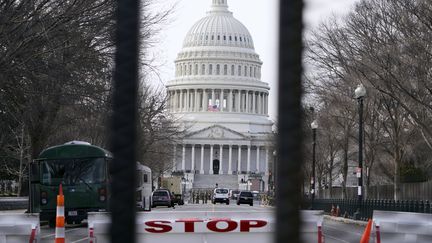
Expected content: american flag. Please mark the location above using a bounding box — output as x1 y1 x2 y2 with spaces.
207 105 220 112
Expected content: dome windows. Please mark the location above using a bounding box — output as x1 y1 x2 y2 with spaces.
224 64 228 75
209 64 213 75
201 64 205 75
231 65 235 75
216 64 220 75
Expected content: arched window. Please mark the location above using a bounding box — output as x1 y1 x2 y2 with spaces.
216 64 220 75
224 64 228 75
211 35 214 40
244 66 247 76
235 36 237 41
201 64 205 75
223 36 226 41
180 65 183 76
238 65 241 76
209 64 213 75
189 64 192 75
217 35 220 40
229 36 232 41
231 65 235 75
240 37 242 42
250 67 252 77
195 64 198 75
254 67 257 78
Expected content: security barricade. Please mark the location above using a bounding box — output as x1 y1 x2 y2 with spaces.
88 210 324 243
301 210 324 243
0 213 40 243
373 210 432 243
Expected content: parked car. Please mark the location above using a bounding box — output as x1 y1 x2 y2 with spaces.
212 188 230 205
237 190 254 206
230 189 240 199
173 193 184 205
151 189 174 208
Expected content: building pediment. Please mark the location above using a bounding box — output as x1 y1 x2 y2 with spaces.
185 125 247 140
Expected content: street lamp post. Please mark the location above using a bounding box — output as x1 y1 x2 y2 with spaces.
310 120 318 209
354 84 366 211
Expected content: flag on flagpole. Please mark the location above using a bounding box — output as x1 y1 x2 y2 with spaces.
208 105 220 112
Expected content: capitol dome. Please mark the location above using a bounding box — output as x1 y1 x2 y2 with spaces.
182 0 254 49
166 0 273 192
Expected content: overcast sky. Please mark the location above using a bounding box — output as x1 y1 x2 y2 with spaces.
148 0 360 120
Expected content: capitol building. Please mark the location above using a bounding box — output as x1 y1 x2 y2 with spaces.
166 0 274 192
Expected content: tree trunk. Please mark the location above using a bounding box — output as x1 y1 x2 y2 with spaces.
17 125 24 196
342 138 349 199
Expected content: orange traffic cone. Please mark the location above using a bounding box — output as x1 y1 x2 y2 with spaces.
360 219 372 243
55 184 65 243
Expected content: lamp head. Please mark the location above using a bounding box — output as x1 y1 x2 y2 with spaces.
311 120 319 130
354 84 366 99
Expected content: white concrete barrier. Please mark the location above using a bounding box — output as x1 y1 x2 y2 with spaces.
88 210 324 243
0 213 40 243
373 210 432 243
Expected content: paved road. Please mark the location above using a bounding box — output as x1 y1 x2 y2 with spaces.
7 204 368 242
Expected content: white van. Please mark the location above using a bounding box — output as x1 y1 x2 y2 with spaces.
136 162 152 211
212 188 230 205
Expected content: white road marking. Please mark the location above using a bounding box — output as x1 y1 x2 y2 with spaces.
71 237 89 243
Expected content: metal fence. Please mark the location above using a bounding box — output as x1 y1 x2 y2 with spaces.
317 181 432 200
305 198 432 221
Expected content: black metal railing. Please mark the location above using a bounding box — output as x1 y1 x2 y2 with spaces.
303 198 432 221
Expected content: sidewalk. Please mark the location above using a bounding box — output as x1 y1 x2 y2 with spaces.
324 214 368 226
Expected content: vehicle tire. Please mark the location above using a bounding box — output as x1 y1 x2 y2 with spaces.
237 202 240 205
250 203 253 206
226 201 229 205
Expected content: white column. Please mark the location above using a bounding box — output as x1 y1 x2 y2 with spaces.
186 89 190 111
191 144 195 172
219 145 223 174
237 146 242 172
245 91 249 113
211 89 215 107
220 89 224 112
257 93 261 114
200 145 205 174
229 90 233 112
236 91 241 112
252 91 256 113
247 145 251 173
172 144 177 172
265 94 268 115
203 89 207 111
265 148 269 175
228 145 233 174
173 91 177 111
182 144 186 171
209 145 214 174
179 90 183 111
195 89 199 112
256 146 260 172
